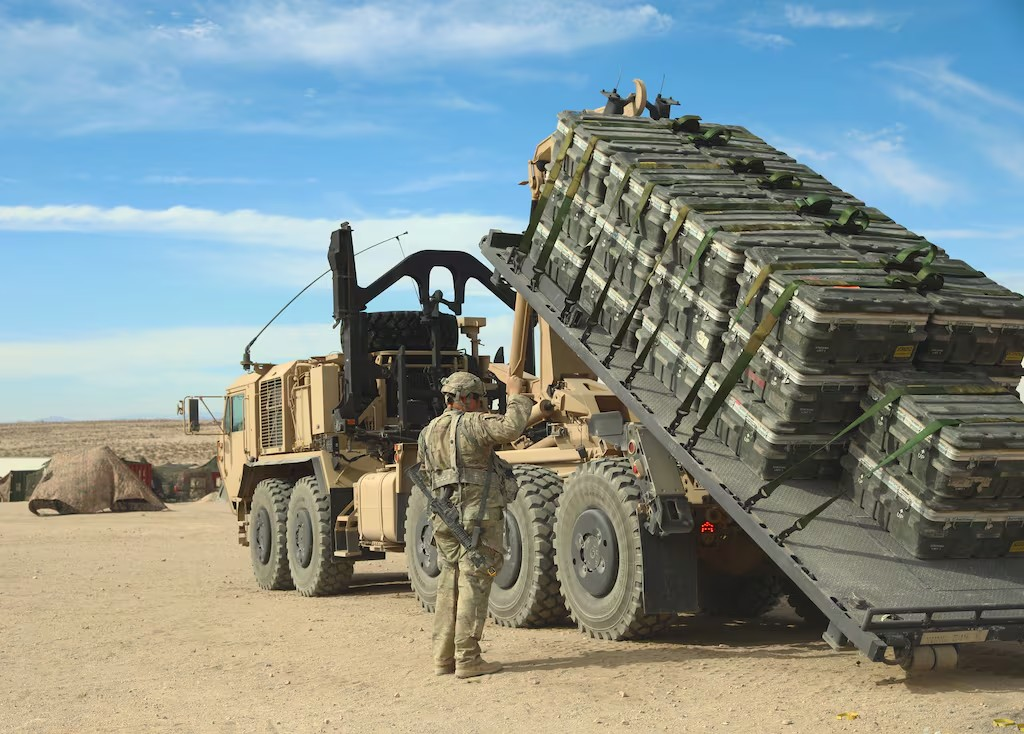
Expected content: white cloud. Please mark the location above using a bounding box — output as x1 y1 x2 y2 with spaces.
376 171 492 195
0 203 527 292
0 1 671 134
213 1 672 67
140 175 281 186
883 58 1024 117
783 5 902 30
0 203 523 251
770 139 836 163
883 60 1024 183
919 226 1024 241
0 306 518 420
843 128 955 205
733 29 792 50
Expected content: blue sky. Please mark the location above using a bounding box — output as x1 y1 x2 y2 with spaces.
1 0 1022 421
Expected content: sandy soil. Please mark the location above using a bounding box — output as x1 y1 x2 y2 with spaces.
1 500 1022 734
0 420 218 466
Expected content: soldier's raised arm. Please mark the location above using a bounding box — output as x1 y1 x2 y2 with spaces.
474 393 533 445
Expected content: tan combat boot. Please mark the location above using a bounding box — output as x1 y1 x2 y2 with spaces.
455 658 503 679
434 660 455 676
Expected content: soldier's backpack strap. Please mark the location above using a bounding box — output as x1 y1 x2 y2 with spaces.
453 415 493 550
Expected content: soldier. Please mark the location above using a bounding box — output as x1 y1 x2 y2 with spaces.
419 371 534 679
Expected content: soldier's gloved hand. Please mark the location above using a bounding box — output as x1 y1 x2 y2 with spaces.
506 377 526 397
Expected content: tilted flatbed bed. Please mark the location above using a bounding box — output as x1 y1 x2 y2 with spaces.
481 231 1024 665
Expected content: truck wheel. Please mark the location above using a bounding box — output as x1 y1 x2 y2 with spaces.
785 587 828 626
488 465 568 628
287 476 354 596
404 485 440 612
553 458 673 640
249 478 294 591
701 573 784 618
365 311 458 352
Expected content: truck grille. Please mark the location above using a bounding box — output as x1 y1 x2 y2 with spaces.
259 377 284 450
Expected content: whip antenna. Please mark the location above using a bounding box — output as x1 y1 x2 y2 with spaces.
241 230 410 370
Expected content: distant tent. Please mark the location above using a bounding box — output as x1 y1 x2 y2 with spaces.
29 446 166 515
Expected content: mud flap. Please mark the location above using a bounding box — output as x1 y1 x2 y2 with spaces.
641 528 700 614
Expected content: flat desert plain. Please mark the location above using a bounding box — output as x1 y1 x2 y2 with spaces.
1 421 1023 734
0 419 218 466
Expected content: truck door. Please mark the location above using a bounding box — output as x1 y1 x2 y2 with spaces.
220 391 248 501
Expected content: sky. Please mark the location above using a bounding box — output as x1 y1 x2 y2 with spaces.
1 0 1023 421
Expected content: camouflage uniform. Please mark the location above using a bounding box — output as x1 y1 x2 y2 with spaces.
418 373 532 674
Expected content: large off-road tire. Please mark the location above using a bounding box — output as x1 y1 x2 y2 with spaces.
404 485 440 612
365 311 458 352
701 573 784 618
286 476 354 597
249 478 294 591
785 586 828 626
553 458 674 640
488 465 568 628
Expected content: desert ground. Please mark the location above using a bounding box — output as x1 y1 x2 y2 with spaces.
0 419 219 467
1 422 1023 734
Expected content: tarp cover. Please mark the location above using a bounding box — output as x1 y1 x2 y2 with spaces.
29 446 166 515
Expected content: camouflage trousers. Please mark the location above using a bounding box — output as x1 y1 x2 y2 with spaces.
432 514 505 667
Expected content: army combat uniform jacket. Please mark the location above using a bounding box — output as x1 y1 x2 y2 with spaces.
417 394 533 519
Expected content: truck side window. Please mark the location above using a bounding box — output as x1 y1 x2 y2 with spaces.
230 394 244 432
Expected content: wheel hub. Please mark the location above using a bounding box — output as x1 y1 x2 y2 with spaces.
571 507 619 597
293 507 314 568
494 511 523 590
253 507 272 565
414 513 440 577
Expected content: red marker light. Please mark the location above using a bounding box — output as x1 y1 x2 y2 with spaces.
700 521 716 534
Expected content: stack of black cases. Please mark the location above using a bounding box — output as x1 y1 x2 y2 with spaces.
522 110 1024 558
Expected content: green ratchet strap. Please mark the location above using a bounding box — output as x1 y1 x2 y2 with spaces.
686 280 801 449
601 223 712 368
597 182 663 351
758 171 803 190
580 243 632 345
514 123 581 267
689 126 732 147
888 242 938 270
729 157 766 174
579 183 667 345
530 136 605 285
563 162 683 322
732 258 870 324
742 382 1011 511
775 417 961 542
774 411 1024 542
559 225 607 323
672 115 702 134
685 272 920 450
625 317 667 387
826 205 869 235
794 194 833 216
667 360 714 433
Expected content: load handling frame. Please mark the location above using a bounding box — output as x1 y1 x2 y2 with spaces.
481 229 1024 669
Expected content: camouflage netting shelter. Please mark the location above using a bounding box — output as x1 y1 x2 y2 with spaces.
28 446 166 515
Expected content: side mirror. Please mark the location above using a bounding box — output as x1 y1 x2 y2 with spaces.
186 398 200 434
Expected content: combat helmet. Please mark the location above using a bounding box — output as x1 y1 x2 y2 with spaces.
441 371 485 401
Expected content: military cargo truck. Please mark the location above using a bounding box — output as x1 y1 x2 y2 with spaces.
186 81 1024 672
